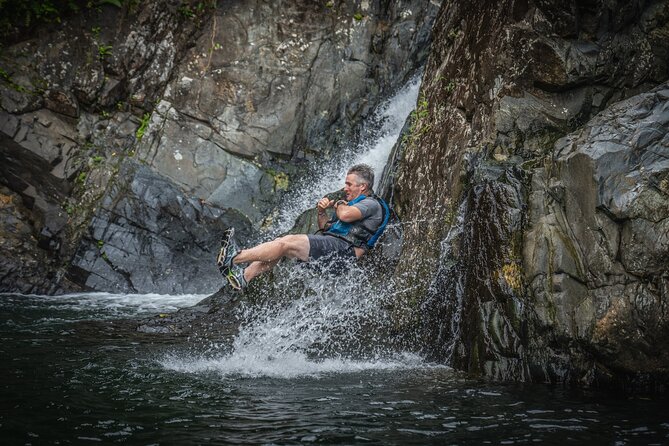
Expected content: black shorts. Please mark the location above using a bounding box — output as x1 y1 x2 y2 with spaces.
307 234 356 261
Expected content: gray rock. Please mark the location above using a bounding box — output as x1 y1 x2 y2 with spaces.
0 0 437 295
391 0 669 388
67 159 257 294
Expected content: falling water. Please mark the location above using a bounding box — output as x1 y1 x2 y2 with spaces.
268 75 422 236
158 75 426 378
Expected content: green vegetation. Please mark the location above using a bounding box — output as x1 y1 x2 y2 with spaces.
324 1 334 8
63 200 76 215
135 112 151 141
98 43 112 59
0 66 35 94
91 155 104 165
178 1 213 19
353 12 364 21
402 94 431 147
0 0 68 29
0 1 137 39
178 4 195 18
415 94 429 121
447 28 462 41
76 171 87 185
266 168 290 191
443 80 456 96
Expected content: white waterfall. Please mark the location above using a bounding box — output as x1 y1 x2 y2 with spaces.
159 75 445 378
268 75 422 236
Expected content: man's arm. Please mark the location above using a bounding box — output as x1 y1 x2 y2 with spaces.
334 200 363 222
317 197 334 230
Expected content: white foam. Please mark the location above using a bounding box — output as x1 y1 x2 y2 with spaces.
1 292 207 318
160 351 442 379
161 263 445 379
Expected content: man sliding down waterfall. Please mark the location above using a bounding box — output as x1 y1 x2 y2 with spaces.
216 163 390 291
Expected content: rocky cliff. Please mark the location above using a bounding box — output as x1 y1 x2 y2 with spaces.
3 0 668 390
392 0 669 388
0 0 438 293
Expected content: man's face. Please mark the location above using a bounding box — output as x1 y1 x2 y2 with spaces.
344 173 366 201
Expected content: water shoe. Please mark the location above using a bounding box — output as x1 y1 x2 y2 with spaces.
217 227 239 273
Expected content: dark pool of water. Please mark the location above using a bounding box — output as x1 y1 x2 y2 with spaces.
1 293 667 445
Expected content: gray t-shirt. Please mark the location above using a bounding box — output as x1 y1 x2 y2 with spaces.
352 197 383 234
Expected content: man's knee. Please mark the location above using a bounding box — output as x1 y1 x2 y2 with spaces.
277 234 309 259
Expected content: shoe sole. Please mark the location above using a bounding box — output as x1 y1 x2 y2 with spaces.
216 228 235 273
226 270 242 290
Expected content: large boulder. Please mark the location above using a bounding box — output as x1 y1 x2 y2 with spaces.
66 159 254 294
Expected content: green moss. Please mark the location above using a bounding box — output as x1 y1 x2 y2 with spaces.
266 168 290 191
447 28 462 41
0 0 92 38
353 12 363 21
178 4 195 18
135 112 150 141
76 171 87 185
443 80 456 96
501 262 523 291
402 93 432 147
0 66 38 94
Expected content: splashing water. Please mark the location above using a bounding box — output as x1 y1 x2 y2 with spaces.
161 75 425 379
161 260 438 378
268 75 421 236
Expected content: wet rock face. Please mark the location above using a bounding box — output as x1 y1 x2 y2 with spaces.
67 159 256 294
138 0 438 224
524 84 669 384
0 133 72 293
392 0 669 387
0 0 438 294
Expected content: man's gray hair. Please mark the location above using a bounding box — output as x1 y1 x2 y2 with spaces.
348 164 375 191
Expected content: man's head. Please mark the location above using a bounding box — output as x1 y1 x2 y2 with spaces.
344 164 374 200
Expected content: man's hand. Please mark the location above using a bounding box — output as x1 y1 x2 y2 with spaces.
316 197 334 231
317 197 334 212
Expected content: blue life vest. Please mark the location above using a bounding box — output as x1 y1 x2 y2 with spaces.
325 194 391 249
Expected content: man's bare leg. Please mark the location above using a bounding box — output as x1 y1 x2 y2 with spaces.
244 259 280 282
234 234 310 266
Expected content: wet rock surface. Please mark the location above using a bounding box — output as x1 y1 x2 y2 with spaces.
67 160 256 294
391 0 669 388
0 0 437 293
137 0 438 224
0 133 72 293
136 287 243 341
523 83 669 386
